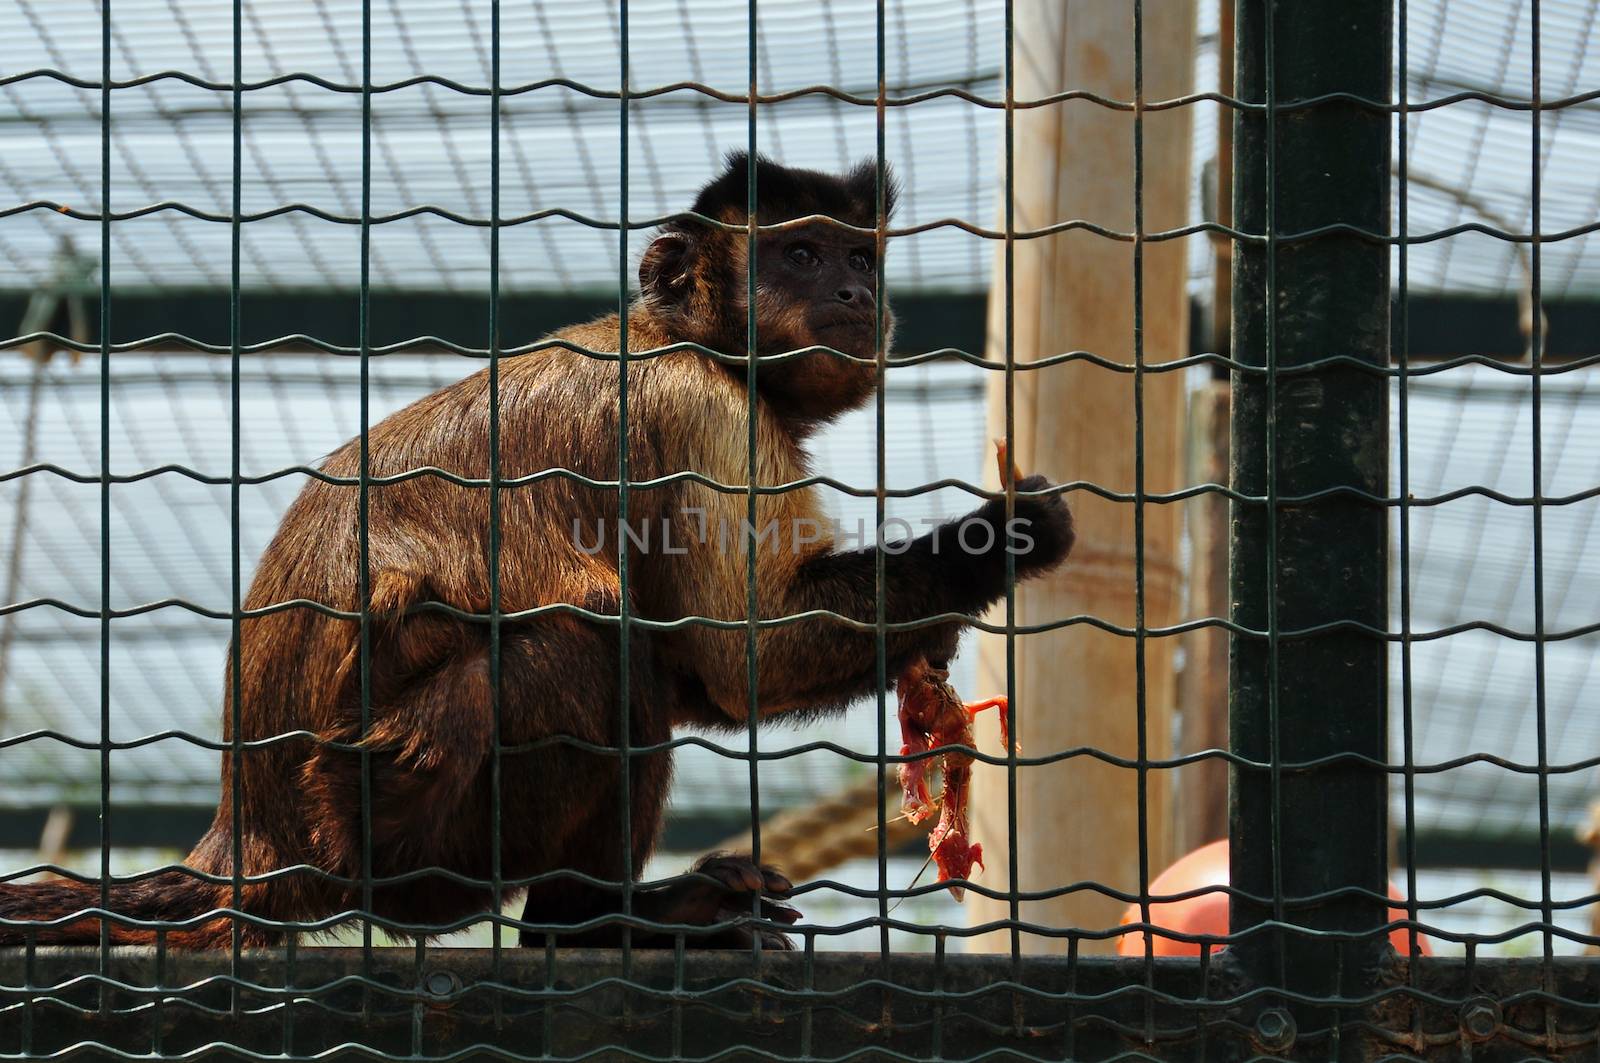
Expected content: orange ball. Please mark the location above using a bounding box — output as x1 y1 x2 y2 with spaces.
1116 840 1431 957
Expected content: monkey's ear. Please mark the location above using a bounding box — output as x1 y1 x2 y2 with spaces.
847 158 899 221
639 231 694 305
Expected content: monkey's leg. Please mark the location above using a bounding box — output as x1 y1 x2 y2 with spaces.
303 608 659 939
507 614 798 949
514 793 806 950
300 606 795 948
295 636 498 935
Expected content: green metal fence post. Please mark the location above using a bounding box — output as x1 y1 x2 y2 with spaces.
1228 0 1393 1029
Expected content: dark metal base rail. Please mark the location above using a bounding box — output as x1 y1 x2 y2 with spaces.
2 949 1597 1061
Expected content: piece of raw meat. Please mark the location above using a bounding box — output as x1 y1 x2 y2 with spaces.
895 657 1013 900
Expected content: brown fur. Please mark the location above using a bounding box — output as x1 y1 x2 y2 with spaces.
0 155 1072 949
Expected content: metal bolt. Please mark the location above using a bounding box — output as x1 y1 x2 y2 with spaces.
1460 998 1502 1042
1253 1008 1297 1054
423 969 461 1005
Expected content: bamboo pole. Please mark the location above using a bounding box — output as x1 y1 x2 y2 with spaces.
968 1 1195 953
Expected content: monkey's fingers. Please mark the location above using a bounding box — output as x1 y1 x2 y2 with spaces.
715 897 800 925
758 898 802 925
666 854 803 948
698 905 799 951
694 852 767 894
690 852 794 900
761 866 795 899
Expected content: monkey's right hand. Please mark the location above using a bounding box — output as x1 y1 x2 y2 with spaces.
974 473 1075 579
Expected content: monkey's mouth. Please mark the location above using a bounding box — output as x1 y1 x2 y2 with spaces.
813 314 876 334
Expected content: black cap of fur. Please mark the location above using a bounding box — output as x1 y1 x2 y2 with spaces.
684 151 897 228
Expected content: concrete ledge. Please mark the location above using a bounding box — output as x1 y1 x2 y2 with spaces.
1 949 1596 1061
0 948 1221 1061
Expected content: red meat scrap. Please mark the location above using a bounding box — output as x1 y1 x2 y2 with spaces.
894 657 1014 900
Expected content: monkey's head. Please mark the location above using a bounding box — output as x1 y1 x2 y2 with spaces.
639 152 896 427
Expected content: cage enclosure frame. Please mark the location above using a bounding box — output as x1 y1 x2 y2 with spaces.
4 0 1599 1060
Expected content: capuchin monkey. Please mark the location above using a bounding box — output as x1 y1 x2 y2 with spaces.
0 153 1073 950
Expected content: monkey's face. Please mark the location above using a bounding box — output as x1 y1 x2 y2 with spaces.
742 223 889 424
750 223 885 355
640 218 890 426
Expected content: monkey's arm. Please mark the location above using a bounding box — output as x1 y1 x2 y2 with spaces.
688 478 1072 720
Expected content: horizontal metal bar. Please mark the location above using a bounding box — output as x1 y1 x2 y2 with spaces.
8 719 1600 788
1 806 1586 878
0 291 975 369
11 455 1600 514
10 590 1600 649
1 861 1592 942
6 64 1600 115
7 292 1599 366
5 901 1526 949
12 330 1600 380
0 807 827 868
9 197 1600 248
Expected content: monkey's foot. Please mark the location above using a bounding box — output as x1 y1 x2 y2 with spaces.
653 852 800 950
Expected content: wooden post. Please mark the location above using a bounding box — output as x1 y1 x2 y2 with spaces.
1175 382 1230 854
968 1 1195 953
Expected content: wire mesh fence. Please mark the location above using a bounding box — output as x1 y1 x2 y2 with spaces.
2 0 1599 1060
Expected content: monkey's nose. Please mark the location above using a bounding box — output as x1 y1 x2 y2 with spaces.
835 285 874 306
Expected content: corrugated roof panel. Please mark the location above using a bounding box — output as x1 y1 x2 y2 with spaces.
4 0 1595 295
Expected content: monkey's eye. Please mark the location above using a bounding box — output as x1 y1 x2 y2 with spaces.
848 250 875 274
786 244 820 268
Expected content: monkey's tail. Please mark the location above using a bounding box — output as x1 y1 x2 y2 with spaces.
0 867 234 948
